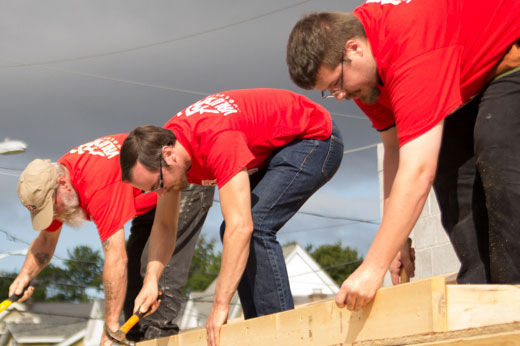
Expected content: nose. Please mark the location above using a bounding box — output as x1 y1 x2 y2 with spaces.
334 90 346 101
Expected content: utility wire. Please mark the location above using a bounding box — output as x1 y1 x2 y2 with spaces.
343 143 378 155
0 0 314 68
330 112 367 120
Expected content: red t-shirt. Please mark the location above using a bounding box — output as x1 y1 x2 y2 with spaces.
353 0 520 145
46 134 157 242
163 89 332 188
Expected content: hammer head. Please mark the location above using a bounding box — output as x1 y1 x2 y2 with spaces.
104 324 135 346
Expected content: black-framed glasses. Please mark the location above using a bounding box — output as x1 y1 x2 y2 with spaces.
321 53 345 99
142 158 164 194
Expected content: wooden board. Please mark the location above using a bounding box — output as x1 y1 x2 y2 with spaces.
138 277 448 346
446 284 520 330
136 279 520 346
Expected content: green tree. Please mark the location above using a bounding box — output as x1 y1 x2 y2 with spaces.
61 246 103 301
306 241 363 286
0 246 102 303
184 235 221 294
0 273 17 299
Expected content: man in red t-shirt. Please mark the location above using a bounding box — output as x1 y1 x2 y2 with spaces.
119 88 343 346
287 0 520 311
11 134 214 344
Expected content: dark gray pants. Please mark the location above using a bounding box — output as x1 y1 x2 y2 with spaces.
434 69 520 283
124 184 215 341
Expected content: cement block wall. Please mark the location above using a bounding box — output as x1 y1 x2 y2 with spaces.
377 144 460 286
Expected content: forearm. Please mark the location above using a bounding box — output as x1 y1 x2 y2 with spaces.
366 160 434 271
19 230 60 279
101 229 128 330
214 226 252 305
144 191 180 286
103 251 127 329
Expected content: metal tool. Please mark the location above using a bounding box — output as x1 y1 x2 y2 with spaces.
399 237 413 283
0 284 30 313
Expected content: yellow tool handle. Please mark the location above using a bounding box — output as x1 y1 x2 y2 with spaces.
0 300 13 313
119 292 162 334
0 284 31 313
120 314 140 334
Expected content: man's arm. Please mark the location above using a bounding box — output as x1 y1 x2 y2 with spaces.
133 189 180 314
206 169 253 346
336 121 444 311
100 228 127 333
379 128 415 283
9 227 62 301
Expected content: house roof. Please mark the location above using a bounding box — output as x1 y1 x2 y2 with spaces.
5 302 94 343
8 320 87 342
30 302 94 319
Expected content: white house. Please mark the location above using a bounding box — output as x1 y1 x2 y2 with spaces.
0 300 104 346
178 242 339 330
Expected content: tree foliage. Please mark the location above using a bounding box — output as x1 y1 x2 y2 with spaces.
0 245 103 302
306 241 363 286
184 234 221 295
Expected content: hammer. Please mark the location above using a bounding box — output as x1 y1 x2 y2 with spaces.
0 284 30 313
104 293 163 346
399 238 413 283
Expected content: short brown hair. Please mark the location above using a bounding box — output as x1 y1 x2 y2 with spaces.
120 125 176 182
286 12 365 89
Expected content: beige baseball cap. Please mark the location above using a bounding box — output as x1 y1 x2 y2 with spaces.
17 159 57 230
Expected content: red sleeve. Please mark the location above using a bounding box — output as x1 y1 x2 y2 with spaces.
44 219 63 232
387 46 463 146
206 131 255 188
355 97 395 131
87 182 138 242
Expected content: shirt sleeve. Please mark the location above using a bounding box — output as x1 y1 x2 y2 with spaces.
87 182 138 242
387 46 463 146
44 219 63 232
205 131 255 188
355 98 395 131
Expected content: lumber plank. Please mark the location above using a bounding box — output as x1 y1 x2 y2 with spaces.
446 284 520 330
137 277 448 346
352 321 520 345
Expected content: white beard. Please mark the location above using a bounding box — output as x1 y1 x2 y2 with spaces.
56 190 86 228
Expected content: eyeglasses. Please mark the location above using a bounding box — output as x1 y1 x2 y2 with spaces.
142 158 164 194
321 54 345 99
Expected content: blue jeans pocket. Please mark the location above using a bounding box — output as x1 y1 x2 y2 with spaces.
321 132 344 181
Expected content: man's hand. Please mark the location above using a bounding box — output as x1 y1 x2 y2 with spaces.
206 302 229 346
335 262 386 311
390 240 416 285
9 275 34 302
100 330 112 346
133 279 161 316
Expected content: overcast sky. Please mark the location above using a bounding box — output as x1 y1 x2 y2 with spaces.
0 0 381 283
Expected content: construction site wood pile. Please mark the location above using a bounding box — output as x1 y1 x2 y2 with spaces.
138 276 520 346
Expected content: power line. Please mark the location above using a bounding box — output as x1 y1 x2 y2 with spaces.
343 143 378 155
0 166 24 171
0 228 102 266
0 0 314 68
330 112 367 120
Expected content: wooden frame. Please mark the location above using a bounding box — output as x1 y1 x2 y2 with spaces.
138 277 520 345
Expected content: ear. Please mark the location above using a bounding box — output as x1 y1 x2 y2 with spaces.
57 175 68 186
162 145 176 164
344 38 363 59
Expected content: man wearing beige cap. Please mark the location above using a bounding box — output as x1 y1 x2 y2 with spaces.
10 134 214 344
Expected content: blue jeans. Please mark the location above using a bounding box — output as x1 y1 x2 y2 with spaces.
220 122 343 318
